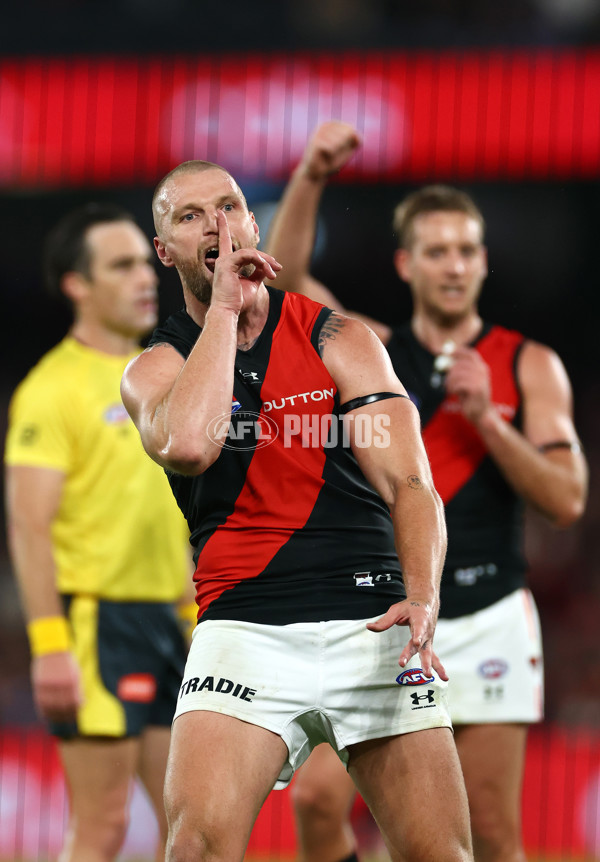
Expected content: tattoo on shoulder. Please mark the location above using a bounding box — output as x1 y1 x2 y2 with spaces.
318 312 346 357
146 341 172 353
407 474 423 490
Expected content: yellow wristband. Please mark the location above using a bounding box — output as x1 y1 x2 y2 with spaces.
177 602 198 641
177 602 198 624
27 616 72 657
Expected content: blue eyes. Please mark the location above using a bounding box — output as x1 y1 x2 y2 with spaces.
182 204 234 221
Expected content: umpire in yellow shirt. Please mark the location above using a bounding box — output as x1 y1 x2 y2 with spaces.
4 203 194 862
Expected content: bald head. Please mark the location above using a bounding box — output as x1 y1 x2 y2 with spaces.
152 160 247 236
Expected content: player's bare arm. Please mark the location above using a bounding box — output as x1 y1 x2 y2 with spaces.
122 212 281 476
320 314 448 678
446 339 587 527
265 123 393 343
265 121 359 305
5 464 82 721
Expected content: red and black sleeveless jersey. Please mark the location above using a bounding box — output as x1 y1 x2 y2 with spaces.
148 287 404 625
386 322 527 618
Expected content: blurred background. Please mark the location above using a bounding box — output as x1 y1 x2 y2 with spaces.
1 1 599 859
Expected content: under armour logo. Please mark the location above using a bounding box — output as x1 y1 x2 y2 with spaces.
483 685 504 701
239 370 260 383
410 690 435 705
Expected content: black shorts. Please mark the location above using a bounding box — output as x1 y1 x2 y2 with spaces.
50 596 187 739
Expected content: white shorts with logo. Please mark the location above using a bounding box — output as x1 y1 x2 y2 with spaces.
435 588 544 725
176 616 452 788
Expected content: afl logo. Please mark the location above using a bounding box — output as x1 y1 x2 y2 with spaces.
231 396 242 414
396 668 435 686
478 659 509 680
207 411 279 451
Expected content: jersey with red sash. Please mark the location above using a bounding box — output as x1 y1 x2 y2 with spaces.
386 322 526 618
148 287 404 625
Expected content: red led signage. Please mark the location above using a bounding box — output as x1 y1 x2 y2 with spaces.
0 49 598 188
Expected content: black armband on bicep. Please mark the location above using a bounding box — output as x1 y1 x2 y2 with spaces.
339 392 409 415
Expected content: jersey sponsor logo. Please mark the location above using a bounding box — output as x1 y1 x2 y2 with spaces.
231 396 242 414
207 410 279 451
104 403 130 425
117 672 157 703
478 658 509 679
396 668 435 686
262 388 335 412
238 370 260 384
179 675 257 702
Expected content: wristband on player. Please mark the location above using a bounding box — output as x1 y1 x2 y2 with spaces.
27 615 72 657
538 440 582 455
177 602 198 641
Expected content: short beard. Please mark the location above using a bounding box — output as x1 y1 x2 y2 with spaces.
424 298 470 329
179 258 212 305
178 238 259 306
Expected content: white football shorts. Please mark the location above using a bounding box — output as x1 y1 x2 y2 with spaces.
435 588 544 725
175 616 452 788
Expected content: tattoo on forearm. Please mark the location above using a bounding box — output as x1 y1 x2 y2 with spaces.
407 474 423 490
318 312 346 356
410 601 421 607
